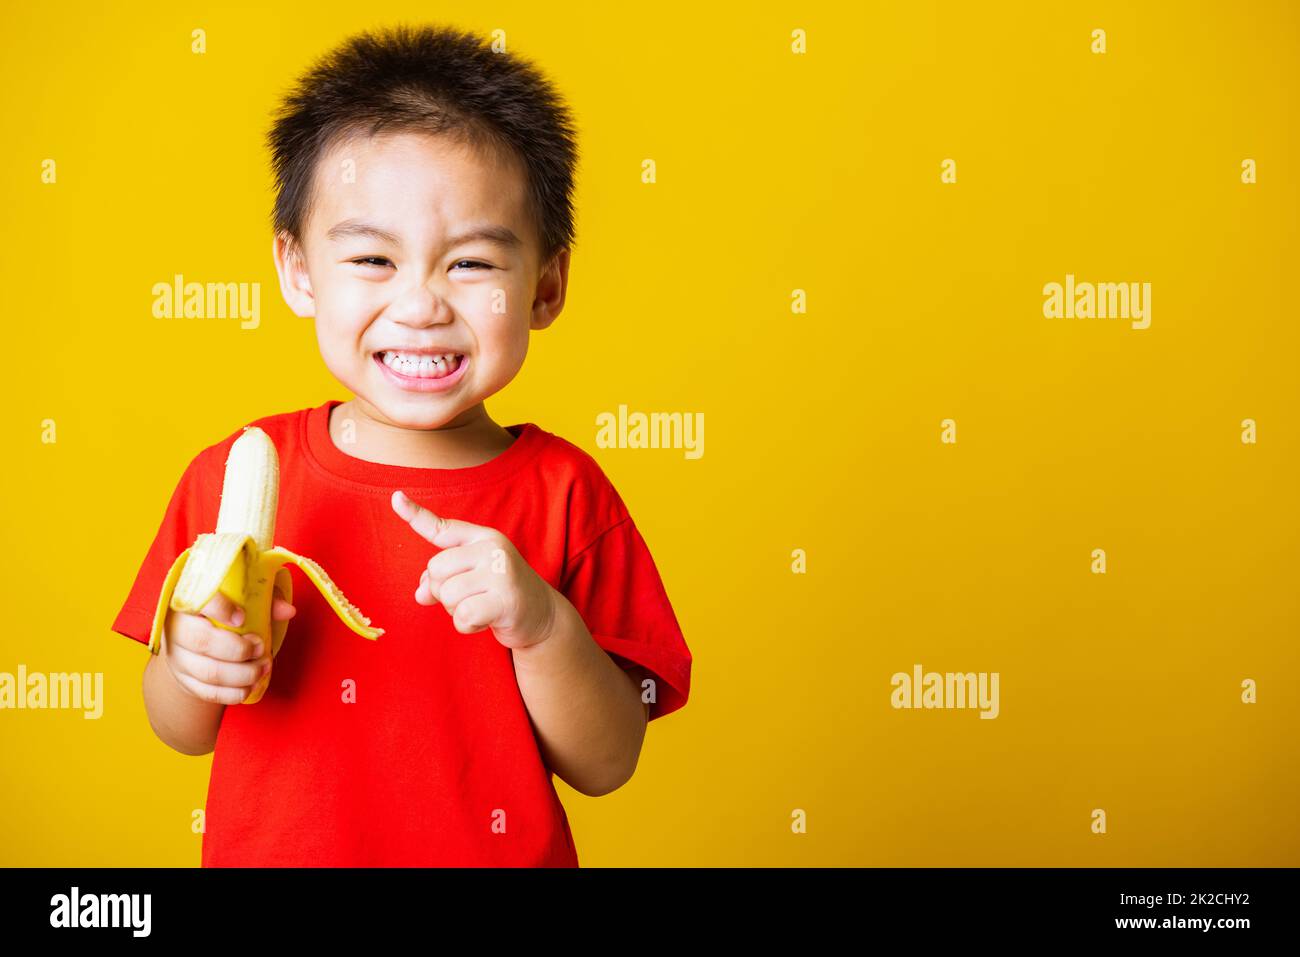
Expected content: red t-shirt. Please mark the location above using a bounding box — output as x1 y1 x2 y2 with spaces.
110 399 692 867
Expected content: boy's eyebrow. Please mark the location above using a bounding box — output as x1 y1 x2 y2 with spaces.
445 224 523 250
325 219 522 250
326 220 402 245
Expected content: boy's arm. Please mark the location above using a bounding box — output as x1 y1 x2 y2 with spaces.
622 664 653 719
511 592 649 797
142 652 225 756
140 590 280 756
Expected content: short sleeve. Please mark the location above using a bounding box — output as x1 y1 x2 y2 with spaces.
560 517 692 722
109 451 210 647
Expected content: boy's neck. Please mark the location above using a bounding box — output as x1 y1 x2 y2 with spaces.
328 399 518 470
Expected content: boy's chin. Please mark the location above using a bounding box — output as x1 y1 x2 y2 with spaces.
365 393 474 431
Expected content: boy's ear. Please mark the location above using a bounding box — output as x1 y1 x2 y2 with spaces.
273 232 316 318
529 247 571 332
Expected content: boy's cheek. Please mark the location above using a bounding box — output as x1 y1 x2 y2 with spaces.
314 297 382 348
479 325 532 381
311 321 379 391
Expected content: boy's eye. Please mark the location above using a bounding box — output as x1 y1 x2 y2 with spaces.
349 258 491 271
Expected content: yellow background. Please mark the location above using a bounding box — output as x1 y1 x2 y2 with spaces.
2 1 1296 865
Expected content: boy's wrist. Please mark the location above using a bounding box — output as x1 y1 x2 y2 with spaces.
511 588 577 660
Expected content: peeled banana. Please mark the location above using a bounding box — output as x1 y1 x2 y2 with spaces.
148 426 383 704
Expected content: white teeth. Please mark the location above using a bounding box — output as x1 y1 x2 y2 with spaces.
380 351 463 379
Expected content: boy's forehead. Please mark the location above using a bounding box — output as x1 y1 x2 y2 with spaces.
306 130 533 246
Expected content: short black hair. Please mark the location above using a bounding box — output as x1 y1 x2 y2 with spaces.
266 23 579 267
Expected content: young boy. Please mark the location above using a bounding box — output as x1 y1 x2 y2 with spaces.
110 24 692 867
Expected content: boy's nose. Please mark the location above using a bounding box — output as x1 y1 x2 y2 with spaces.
389 283 455 324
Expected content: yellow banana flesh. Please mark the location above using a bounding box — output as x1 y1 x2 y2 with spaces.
147 427 383 704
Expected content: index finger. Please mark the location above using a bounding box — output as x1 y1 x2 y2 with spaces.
197 593 262 661
391 490 493 549
168 609 262 663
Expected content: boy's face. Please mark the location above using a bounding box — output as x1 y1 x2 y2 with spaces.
273 130 568 431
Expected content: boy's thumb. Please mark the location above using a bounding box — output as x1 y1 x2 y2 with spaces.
201 592 244 628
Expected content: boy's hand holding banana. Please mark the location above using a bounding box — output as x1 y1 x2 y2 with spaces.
148 427 383 705
158 587 295 706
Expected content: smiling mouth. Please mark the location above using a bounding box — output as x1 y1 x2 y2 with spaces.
376 351 465 379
